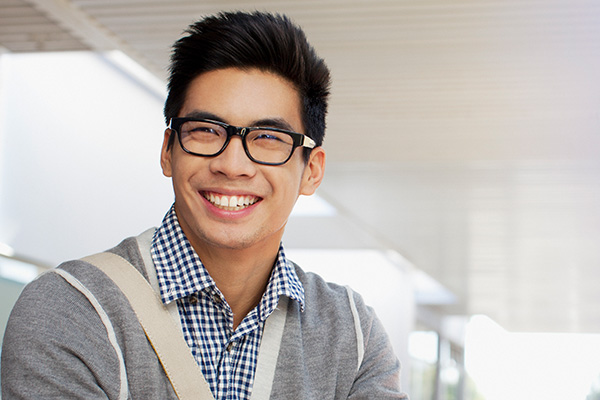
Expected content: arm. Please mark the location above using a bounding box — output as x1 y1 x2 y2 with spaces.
348 292 409 399
1 269 123 399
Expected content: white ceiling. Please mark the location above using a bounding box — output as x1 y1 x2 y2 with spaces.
1 0 599 333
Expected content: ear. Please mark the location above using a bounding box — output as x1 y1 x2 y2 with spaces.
299 147 326 196
160 129 173 178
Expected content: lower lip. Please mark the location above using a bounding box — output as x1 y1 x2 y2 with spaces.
200 193 260 219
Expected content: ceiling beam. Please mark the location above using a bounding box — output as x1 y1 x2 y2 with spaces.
26 0 165 79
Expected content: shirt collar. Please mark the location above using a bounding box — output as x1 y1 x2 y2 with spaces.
151 205 305 313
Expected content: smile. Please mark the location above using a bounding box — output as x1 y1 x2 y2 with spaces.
202 192 260 211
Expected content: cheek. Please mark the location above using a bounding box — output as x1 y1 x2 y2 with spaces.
276 173 304 209
171 153 202 179
169 158 203 198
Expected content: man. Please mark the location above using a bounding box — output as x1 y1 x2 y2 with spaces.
2 11 408 399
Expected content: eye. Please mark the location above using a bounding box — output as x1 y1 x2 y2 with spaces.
255 132 285 142
181 121 226 138
188 126 218 135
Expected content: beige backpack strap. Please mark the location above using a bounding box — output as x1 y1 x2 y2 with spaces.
82 252 215 400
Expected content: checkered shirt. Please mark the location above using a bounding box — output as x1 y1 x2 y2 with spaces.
150 205 305 400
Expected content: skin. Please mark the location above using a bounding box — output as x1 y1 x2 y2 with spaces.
160 67 325 329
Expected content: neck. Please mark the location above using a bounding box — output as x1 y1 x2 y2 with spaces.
195 244 280 329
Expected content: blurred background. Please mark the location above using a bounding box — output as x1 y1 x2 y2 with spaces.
1 0 600 398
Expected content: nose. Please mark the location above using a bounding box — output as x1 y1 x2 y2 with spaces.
208 136 257 178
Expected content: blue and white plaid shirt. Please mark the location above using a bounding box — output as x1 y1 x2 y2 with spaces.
151 205 305 400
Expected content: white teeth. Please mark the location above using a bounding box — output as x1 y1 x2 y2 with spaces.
205 193 258 210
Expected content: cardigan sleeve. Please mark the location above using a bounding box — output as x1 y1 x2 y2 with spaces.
347 290 410 399
2 237 179 400
1 268 123 399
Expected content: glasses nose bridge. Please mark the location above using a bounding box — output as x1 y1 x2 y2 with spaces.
222 125 250 158
227 125 248 140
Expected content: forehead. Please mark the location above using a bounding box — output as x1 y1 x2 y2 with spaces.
180 68 303 129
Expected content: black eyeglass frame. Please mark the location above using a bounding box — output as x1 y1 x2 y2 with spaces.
168 117 316 166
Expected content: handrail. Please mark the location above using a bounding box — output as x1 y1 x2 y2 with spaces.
0 243 53 271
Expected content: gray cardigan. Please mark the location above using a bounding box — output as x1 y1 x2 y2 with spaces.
1 230 408 399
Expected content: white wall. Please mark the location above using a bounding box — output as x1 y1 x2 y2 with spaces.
0 52 173 265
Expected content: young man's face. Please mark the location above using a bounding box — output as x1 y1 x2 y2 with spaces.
161 68 325 256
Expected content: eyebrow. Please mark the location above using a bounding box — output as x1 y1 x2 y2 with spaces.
183 110 297 132
251 118 296 132
184 110 222 121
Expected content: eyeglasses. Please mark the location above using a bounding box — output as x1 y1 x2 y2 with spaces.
169 117 316 166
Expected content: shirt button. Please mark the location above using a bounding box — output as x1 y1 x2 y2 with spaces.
212 294 221 304
189 294 198 304
226 342 234 352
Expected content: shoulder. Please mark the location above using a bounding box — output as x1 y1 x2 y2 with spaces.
55 230 152 283
6 232 150 336
287 261 377 354
292 262 373 321
286 262 406 398
8 234 143 326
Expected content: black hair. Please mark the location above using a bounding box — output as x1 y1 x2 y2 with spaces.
164 11 331 160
